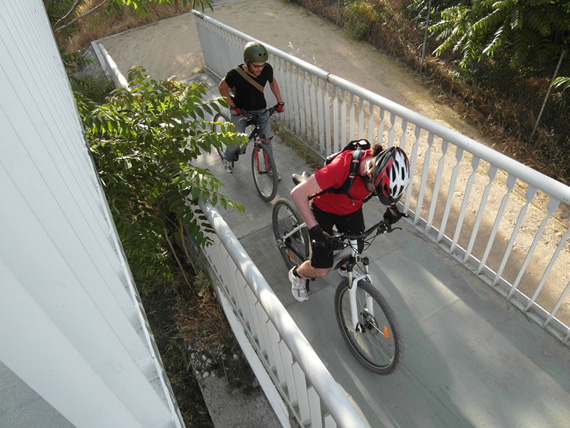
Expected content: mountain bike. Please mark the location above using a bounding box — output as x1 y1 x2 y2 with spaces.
213 105 279 202
272 198 404 374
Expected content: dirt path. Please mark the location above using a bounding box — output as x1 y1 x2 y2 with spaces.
100 0 488 145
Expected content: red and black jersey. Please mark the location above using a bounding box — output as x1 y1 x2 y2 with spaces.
313 149 373 215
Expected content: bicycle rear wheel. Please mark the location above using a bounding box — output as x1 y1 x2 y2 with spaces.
251 142 278 202
213 112 231 161
334 279 403 374
272 199 310 269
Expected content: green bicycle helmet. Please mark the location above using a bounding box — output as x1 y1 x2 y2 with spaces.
244 41 268 62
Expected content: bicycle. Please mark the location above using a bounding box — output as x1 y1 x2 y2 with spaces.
213 105 279 202
272 198 404 374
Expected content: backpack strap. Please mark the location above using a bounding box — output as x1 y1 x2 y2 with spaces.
233 66 264 93
310 149 365 200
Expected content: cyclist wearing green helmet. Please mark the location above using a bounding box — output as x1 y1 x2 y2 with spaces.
218 41 285 173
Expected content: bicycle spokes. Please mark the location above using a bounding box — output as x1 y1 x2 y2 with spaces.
335 280 402 374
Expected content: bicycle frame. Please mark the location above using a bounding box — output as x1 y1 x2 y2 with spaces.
280 223 374 331
242 106 277 145
273 198 403 373
242 108 275 172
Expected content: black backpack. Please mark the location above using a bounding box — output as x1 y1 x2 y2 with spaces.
312 139 371 200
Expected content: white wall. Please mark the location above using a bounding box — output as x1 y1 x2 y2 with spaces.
0 1 183 427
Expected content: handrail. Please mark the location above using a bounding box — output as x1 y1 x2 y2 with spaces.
199 200 368 428
193 10 570 347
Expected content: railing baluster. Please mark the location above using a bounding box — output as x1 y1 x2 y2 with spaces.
349 93 356 140
451 155 480 254
317 78 326 152
367 102 374 143
358 98 364 139
415 133 434 226
529 213 570 311
310 76 318 143
465 165 497 264
293 362 310 424
340 90 348 148
439 146 463 243
498 185 537 288
332 89 339 153
308 385 323 428
479 174 517 275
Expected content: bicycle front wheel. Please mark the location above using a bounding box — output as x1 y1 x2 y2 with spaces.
272 199 309 269
251 142 278 202
335 279 403 374
213 112 231 161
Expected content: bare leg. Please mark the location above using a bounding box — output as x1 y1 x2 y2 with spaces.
296 260 330 278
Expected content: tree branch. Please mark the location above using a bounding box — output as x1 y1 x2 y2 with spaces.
53 0 83 29
164 227 191 288
54 0 111 34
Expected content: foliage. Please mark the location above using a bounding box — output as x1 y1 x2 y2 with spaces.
81 67 245 289
344 0 380 40
427 0 570 71
62 48 116 103
554 76 570 91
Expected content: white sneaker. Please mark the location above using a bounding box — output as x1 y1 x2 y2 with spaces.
289 268 308 302
224 159 233 173
337 267 349 278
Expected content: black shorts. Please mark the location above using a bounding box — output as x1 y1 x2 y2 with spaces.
310 203 365 269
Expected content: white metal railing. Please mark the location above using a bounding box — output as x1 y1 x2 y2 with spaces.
94 31 369 427
193 10 570 347
199 200 369 428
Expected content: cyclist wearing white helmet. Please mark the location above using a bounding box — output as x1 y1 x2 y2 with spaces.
289 144 411 302
218 41 285 173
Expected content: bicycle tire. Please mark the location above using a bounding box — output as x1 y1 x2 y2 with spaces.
334 279 403 374
272 199 310 269
213 112 231 161
251 142 278 202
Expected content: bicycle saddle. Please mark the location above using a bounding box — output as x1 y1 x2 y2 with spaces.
292 171 311 185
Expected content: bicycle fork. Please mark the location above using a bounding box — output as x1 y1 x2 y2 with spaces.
344 239 369 332
348 262 372 333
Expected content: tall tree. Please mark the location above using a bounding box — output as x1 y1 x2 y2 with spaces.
428 0 570 71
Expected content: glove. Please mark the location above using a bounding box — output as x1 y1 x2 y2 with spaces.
383 205 403 225
309 225 330 248
276 102 285 113
230 106 242 117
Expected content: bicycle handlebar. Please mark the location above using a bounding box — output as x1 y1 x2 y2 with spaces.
244 104 280 121
335 220 400 242
332 206 408 243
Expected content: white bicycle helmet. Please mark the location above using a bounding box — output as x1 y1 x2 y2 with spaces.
372 147 410 205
